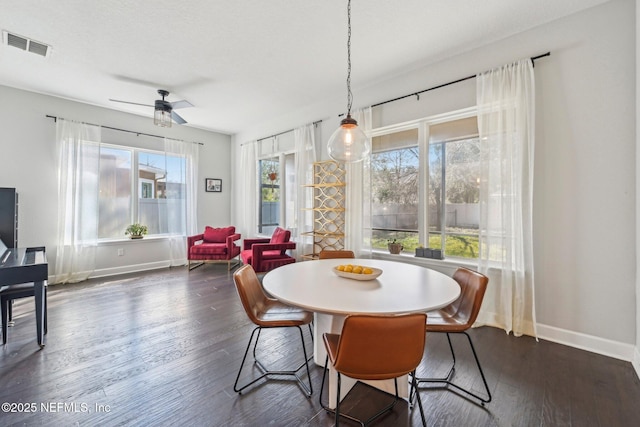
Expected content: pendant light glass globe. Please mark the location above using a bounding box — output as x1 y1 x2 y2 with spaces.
327 114 370 163
327 0 369 163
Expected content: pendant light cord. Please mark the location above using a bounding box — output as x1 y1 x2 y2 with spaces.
346 0 353 115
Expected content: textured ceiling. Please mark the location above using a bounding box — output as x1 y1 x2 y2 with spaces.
0 0 610 135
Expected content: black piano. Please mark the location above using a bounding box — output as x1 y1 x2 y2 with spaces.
0 239 48 347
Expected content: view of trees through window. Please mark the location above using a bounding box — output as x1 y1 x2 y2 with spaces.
371 145 419 250
371 119 480 259
428 137 480 258
259 158 280 234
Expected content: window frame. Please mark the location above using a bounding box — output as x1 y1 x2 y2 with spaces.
97 142 188 241
369 107 478 259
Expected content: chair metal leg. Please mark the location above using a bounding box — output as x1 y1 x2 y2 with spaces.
1 297 8 345
44 286 48 334
234 325 313 397
414 331 491 406
319 355 330 411
320 356 405 427
411 370 428 427
336 371 341 426
227 257 241 271
188 260 204 271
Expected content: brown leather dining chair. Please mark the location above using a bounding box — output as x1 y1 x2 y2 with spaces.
320 313 428 427
412 267 491 406
318 249 355 260
232 264 314 397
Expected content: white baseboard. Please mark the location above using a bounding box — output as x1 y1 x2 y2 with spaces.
633 347 640 380
90 261 176 279
536 323 636 362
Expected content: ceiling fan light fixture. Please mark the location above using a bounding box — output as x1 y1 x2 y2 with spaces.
154 94 172 128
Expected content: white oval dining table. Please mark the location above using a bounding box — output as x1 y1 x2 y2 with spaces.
262 258 461 407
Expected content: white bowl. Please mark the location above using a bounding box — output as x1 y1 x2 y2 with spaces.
332 266 383 281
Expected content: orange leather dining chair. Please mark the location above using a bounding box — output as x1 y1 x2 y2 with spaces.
412 267 491 406
320 313 428 427
318 249 355 260
232 264 313 397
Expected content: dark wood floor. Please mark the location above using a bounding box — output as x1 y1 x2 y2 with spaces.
2 264 640 427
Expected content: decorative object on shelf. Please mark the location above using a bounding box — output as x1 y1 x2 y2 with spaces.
301 161 346 260
125 223 147 239
205 178 222 192
326 0 370 164
387 239 403 254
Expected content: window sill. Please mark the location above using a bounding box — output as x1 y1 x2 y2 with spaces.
98 235 179 245
371 250 478 270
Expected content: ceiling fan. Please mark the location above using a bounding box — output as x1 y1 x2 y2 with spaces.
109 89 193 127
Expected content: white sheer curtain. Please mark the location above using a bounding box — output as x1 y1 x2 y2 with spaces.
345 107 372 257
238 141 258 238
475 58 537 338
164 138 199 266
54 120 101 284
293 124 317 259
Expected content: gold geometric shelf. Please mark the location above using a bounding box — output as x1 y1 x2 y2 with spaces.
301 160 346 260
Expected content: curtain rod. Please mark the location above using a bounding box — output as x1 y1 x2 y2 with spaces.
369 52 551 109
45 115 204 146
255 119 324 143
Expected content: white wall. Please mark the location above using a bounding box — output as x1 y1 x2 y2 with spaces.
0 85 232 276
233 0 637 360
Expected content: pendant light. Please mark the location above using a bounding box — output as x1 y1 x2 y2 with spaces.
327 0 370 163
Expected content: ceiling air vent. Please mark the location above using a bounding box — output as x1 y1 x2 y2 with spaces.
2 30 50 57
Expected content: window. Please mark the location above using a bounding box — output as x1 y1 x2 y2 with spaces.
370 115 479 259
259 157 280 235
257 153 296 236
98 145 187 239
370 129 420 250
428 136 480 259
140 181 154 198
98 146 132 239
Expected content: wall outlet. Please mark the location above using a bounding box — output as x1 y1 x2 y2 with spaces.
117 248 124 256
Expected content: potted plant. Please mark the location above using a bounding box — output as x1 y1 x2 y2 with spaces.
125 223 148 239
387 239 403 255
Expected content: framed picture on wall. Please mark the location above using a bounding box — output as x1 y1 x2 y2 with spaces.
206 178 222 193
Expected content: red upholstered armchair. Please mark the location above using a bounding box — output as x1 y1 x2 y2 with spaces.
240 227 296 273
188 226 241 270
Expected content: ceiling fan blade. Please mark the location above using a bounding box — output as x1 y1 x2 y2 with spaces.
171 110 187 125
109 99 154 108
170 100 193 110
